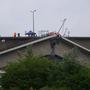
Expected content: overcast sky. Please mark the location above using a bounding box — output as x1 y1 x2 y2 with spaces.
0 0 90 36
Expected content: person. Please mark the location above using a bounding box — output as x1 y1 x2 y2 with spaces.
17 33 20 37
14 32 16 38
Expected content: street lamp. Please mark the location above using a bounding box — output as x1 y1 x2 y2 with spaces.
30 10 36 33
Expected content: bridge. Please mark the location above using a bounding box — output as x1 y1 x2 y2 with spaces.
0 35 90 69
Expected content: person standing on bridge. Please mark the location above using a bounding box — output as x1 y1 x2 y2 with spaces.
14 32 16 38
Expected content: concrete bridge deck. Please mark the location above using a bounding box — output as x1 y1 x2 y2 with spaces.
0 35 90 69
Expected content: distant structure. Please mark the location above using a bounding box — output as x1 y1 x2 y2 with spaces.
63 28 70 37
63 28 67 36
25 31 37 37
38 30 49 37
67 31 70 37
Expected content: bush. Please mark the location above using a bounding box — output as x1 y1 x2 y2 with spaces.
47 54 90 90
1 48 90 90
1 54 56 90
40 86 68 90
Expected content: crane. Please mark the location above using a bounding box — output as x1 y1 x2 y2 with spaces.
58 18 67 33
47 18 67 36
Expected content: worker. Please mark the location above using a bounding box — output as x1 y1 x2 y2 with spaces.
14 32 16 38
17 33 20 37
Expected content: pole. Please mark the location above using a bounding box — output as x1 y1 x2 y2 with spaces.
31 10 36 32
33 12 34 32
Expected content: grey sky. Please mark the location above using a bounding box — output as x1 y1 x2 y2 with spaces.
0 0 90 36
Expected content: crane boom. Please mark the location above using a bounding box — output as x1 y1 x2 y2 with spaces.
58 18 67 33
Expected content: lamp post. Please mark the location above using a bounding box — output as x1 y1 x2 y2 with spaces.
30 10 36 33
